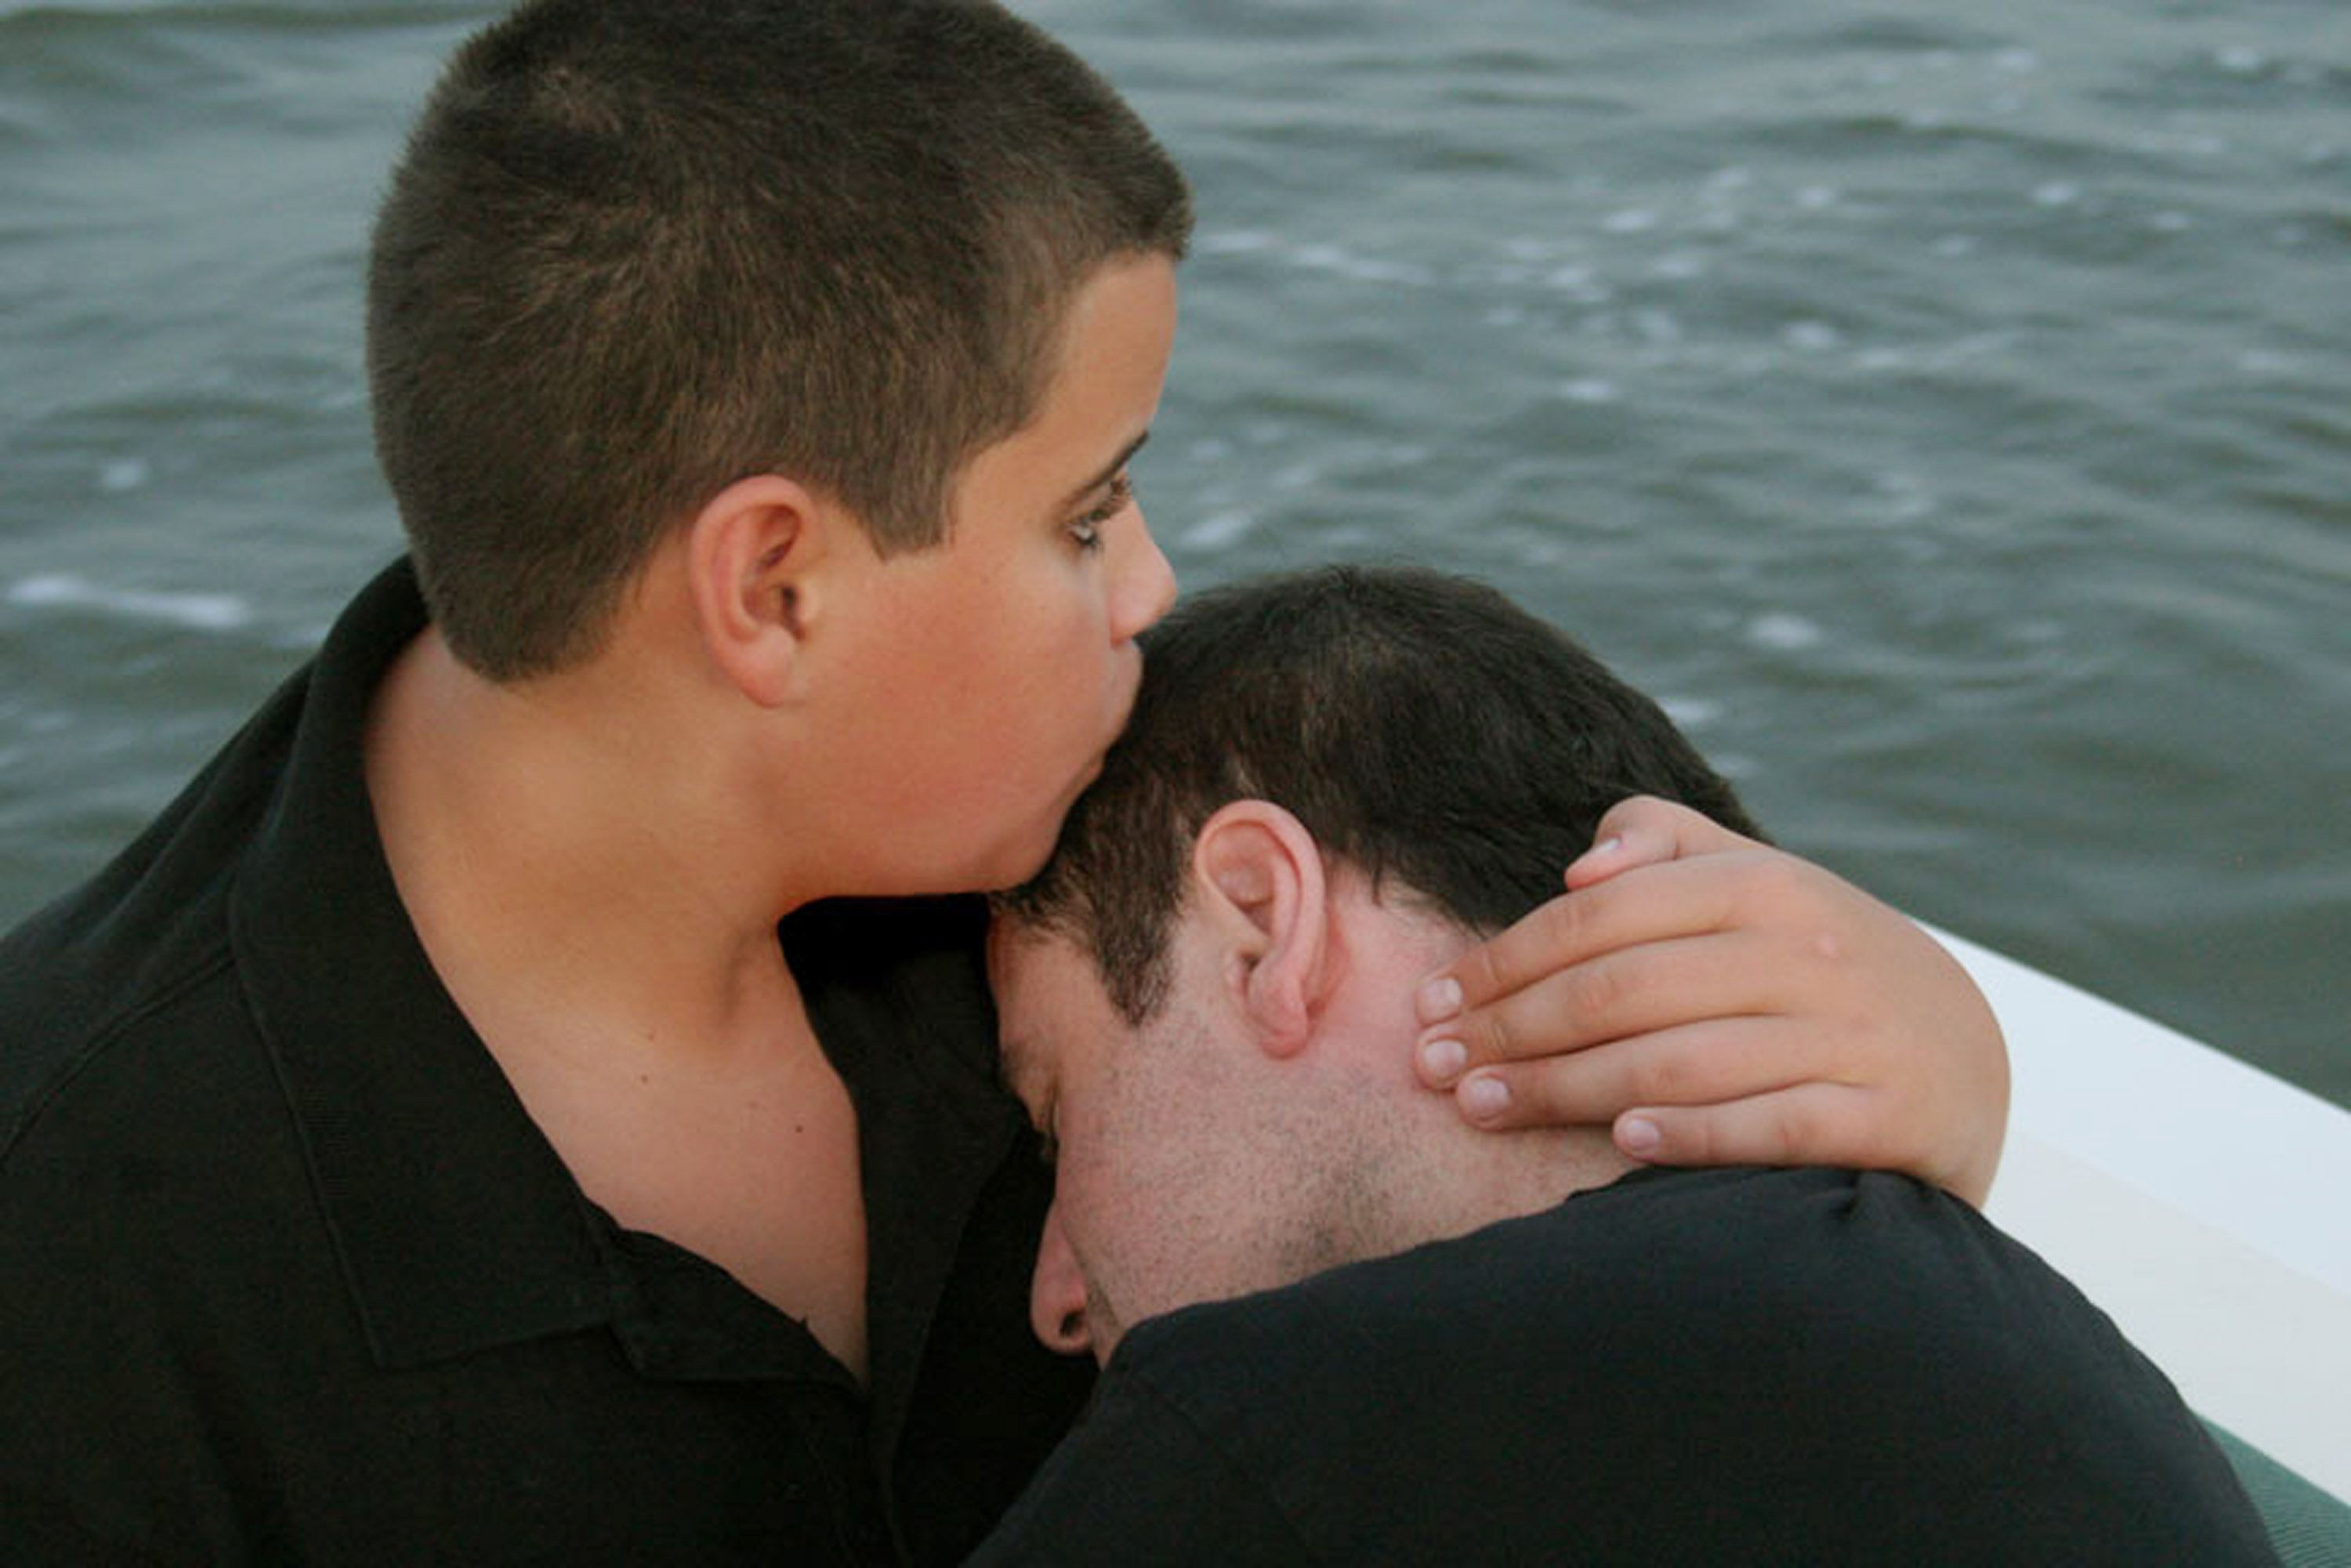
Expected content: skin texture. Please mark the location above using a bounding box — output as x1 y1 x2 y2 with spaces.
991 803 1634 1362
991 925 1318 1357
787 255 1183 897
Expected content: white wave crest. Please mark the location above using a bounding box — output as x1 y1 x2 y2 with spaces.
5 573 252 633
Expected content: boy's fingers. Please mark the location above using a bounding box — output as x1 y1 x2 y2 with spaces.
1417 854 1758 1032
1564 796 1761 890
1417 921 1816 1087
1609 1084 1880 1170
1419 798 1763 1029
1421 895 1599 1029
1445 1016 1831 1128
1418 938 1715 1086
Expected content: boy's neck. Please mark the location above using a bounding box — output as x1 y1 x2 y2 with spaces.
364 621 817 1060
364 621 874 1375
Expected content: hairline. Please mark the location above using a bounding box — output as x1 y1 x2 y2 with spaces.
997 835 1485 1033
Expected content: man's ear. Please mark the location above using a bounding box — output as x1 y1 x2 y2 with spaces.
684 473 838 708
1191 801 1329 1059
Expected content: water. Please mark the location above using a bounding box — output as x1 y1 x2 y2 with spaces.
2 0 2346 1110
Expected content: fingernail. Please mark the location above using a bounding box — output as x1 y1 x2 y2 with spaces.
1416 976 1463 1024
1459 1074 1511 1122
1581 835 1623 863
1418 1037 1467 1085
1618 1115 1661 1157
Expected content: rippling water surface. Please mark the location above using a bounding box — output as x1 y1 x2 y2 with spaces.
2 0 2346 1106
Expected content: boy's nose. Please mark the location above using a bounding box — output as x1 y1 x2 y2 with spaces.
1029 1200 1094 1356
1110 510 1178 645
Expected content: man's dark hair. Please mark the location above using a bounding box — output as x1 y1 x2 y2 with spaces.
1001 566 1765 1023
368 0 1192 679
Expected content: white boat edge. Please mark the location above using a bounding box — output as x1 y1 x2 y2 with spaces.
1929 924 2351 1503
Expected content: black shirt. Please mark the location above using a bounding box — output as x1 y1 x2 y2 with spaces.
969 1165 2279 1567
0 560 1091 1564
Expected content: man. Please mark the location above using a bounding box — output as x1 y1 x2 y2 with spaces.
0 3 2010 1560
976 566 2276 1565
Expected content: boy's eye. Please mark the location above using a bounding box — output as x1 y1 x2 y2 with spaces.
1067 473 1135 550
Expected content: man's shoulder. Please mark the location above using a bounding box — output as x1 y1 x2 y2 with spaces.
1114 1164 2172 1434
967 1349 1317 1567
1126 1165 2003 1363
1096 1165 2275 1563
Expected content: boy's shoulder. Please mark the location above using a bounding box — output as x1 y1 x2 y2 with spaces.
0 664 313 1171
2 560 426 1173
1 835 246 1171
0 841 302 1257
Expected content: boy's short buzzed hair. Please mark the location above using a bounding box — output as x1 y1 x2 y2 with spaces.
1000 566 1765 1023
368 0 1192 679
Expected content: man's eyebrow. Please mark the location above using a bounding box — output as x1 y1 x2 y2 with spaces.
1054 429 1150 516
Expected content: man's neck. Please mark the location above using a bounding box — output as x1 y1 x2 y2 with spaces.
1366 1087 1636 1262
1313 892 1639 1261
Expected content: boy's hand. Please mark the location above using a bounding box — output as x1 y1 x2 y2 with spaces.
1412 796 2008 1206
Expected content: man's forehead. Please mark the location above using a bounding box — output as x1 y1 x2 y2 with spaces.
984 912 1051 1001
987 918 1101 1067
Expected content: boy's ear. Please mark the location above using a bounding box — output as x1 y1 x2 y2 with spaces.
684 473 837 708
1191 801 1330 1059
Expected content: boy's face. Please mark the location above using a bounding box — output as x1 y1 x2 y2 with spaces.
819 255 1180 894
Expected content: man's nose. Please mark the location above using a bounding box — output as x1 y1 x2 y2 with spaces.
1029 1200 1093 1356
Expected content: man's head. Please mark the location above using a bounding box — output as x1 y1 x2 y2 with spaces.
368 0 1191 680
1002 566 1762 1023
991 567 1761 1358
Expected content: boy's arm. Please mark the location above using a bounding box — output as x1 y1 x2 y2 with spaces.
1413 796 2009 1206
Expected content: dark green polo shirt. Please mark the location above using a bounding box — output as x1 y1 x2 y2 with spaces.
0 561 1090 1563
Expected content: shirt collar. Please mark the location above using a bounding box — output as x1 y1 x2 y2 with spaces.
231 559 618 1369
229 560 1027 1399
776 896 1027 1456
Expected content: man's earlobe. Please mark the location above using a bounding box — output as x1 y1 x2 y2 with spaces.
1193 802 1328 1058
686 473 829 708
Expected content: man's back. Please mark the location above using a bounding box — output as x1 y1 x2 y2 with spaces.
973 1164 2276 1566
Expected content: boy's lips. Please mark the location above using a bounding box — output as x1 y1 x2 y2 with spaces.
1112 655 1144 729
1072 659 1143 793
